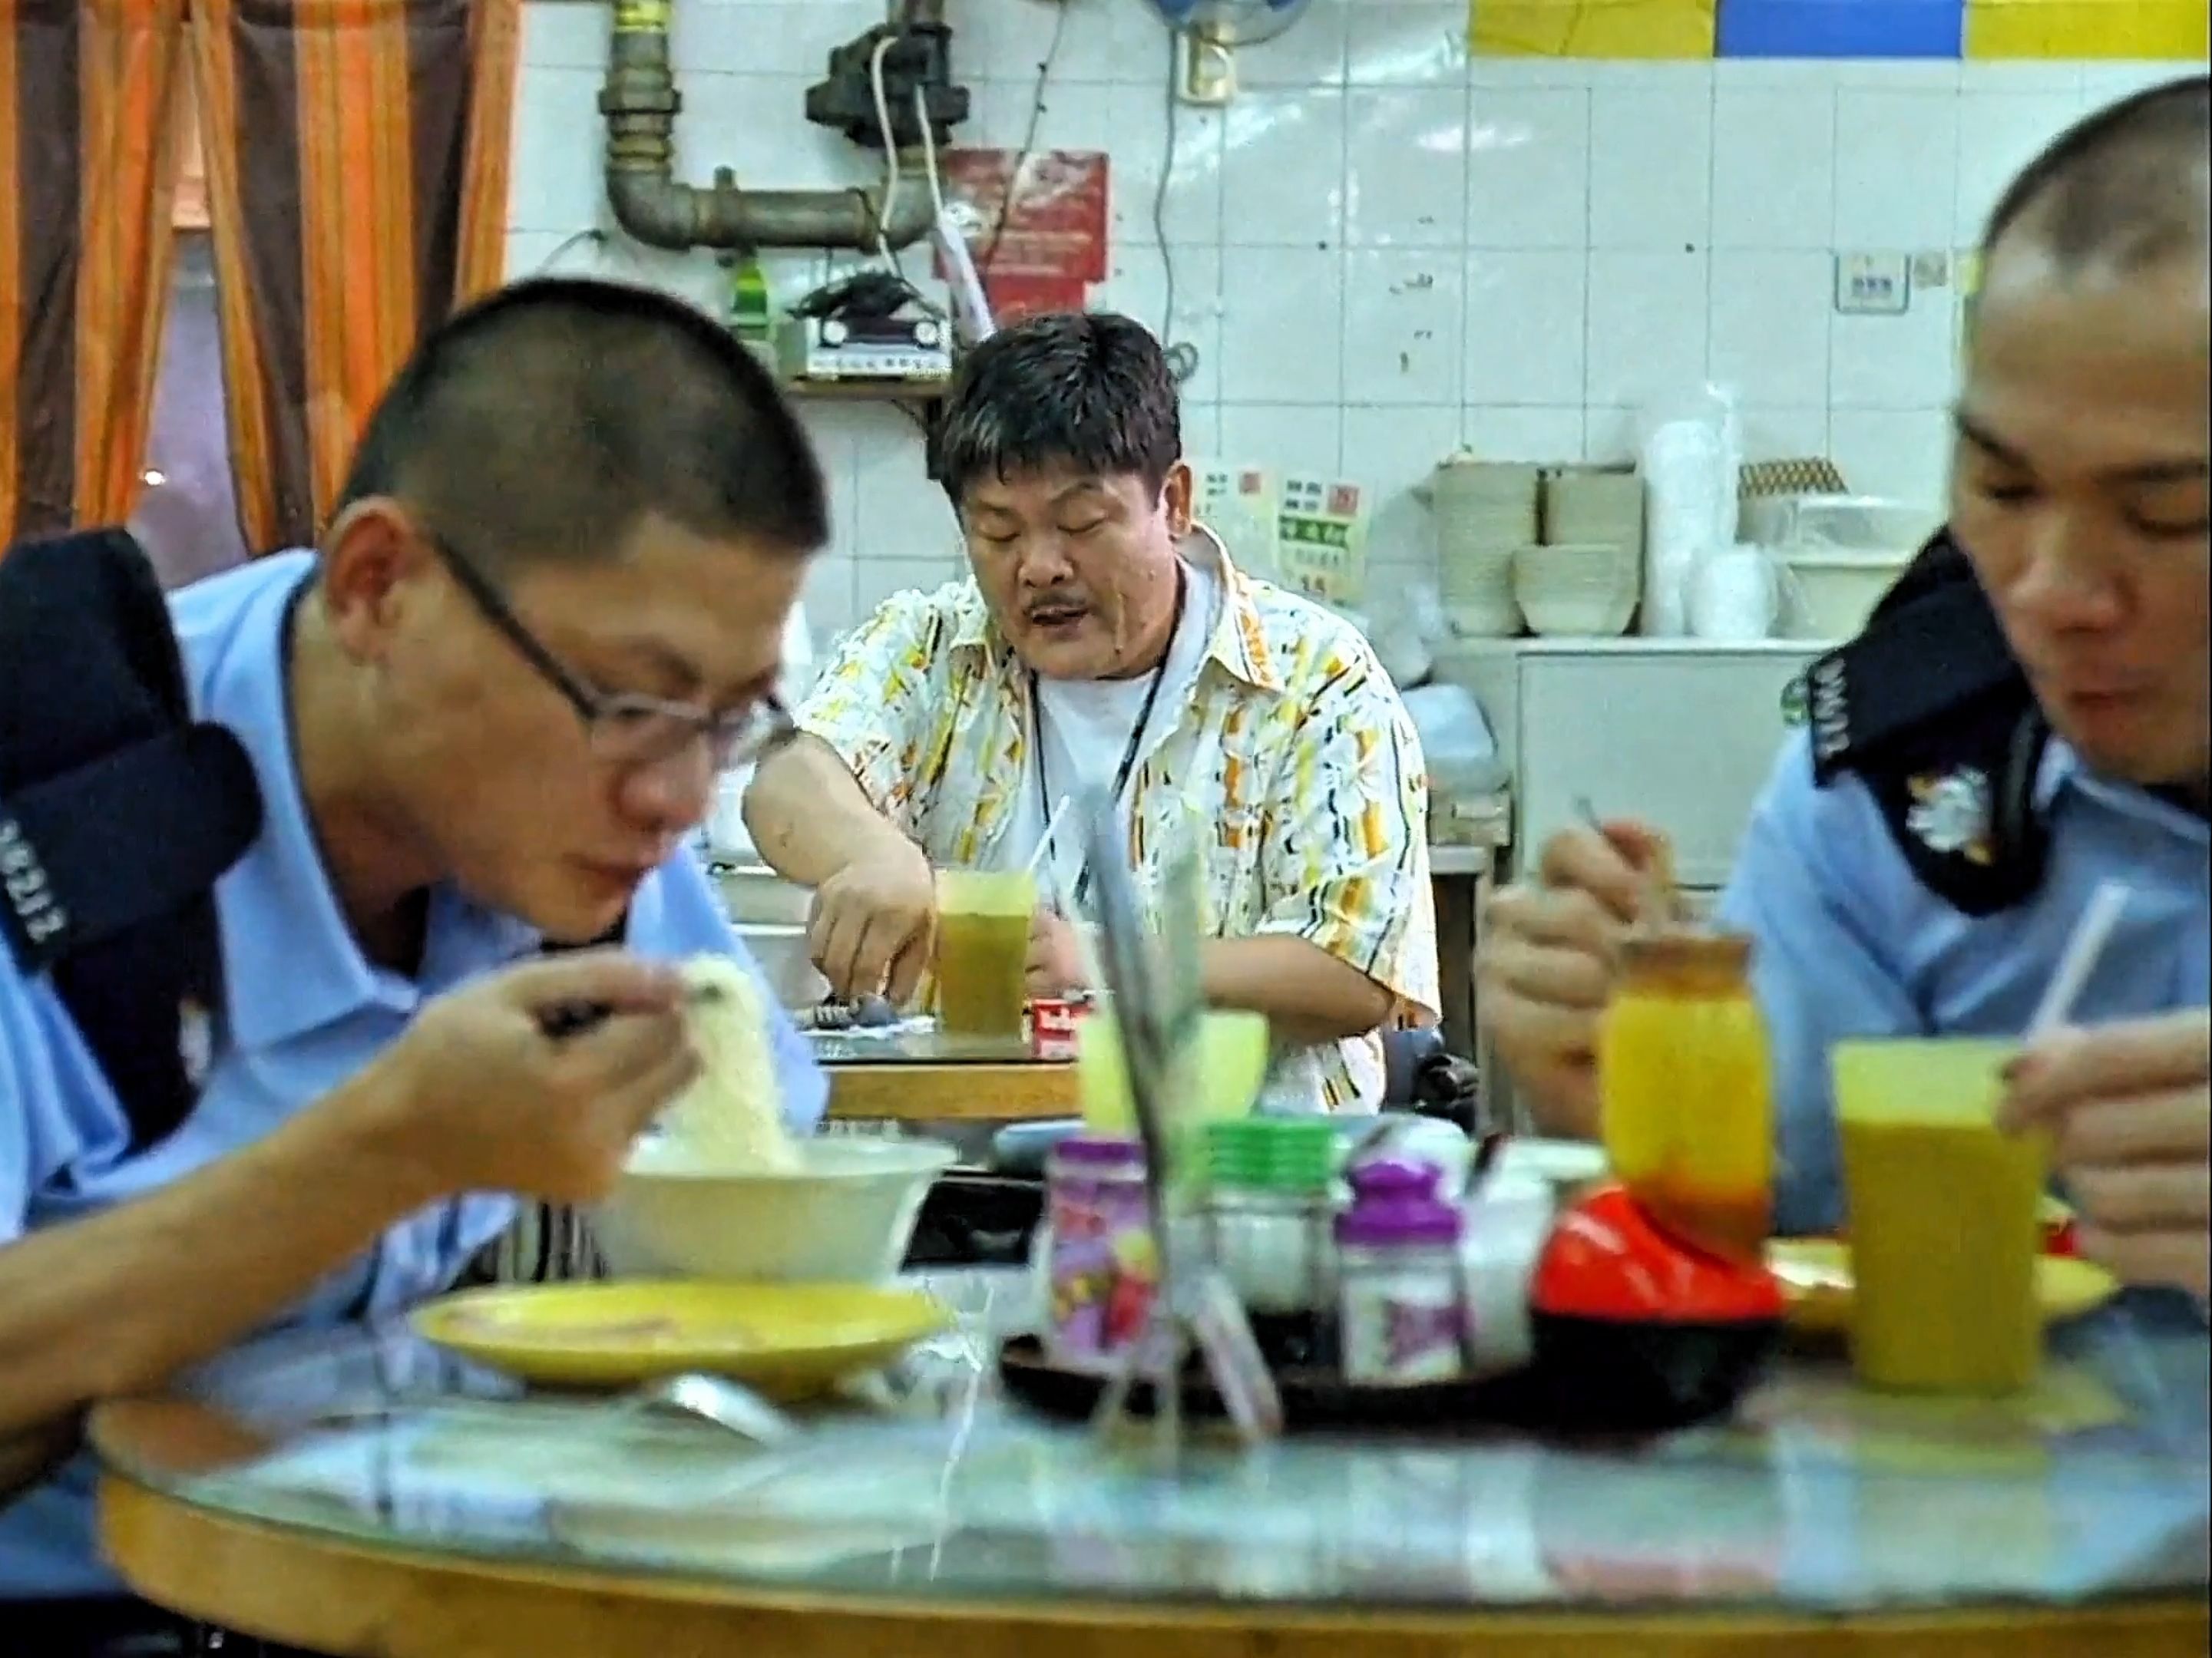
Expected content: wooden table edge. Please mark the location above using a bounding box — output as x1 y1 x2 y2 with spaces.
824 1060 1076 1122
101 1474 2210 1658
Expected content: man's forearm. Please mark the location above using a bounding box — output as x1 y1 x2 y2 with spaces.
0 1065 439 1457
1201 936 1396 1046
742 735 906 887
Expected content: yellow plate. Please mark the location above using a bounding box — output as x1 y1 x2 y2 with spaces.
411 1281 951 1395
1767 1240 2119 1335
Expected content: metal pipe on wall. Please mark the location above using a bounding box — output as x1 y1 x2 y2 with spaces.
599 1 936 253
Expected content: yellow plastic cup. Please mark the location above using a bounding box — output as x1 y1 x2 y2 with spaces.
934 870 1035 1040
1831 1038 2046 1395
1077 1010 1271 1142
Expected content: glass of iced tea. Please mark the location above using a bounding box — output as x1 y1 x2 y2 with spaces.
935 870 1037 1041
1832 1037 2045 1395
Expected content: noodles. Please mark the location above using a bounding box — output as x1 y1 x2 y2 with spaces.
656 956 802 1173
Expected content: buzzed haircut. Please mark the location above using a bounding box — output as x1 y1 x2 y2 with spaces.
1982 74 2210 273
337 277 830 572
929 311 1181 509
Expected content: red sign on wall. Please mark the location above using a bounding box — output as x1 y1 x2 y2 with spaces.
935 148 1110 323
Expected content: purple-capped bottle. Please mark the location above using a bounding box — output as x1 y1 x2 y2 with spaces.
1043 1137 1156 1374
1335 1158 1468 1387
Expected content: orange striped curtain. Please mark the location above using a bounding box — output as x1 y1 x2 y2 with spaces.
190 0 520 554
0 0 189 547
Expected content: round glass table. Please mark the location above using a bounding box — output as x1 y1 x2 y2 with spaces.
94 1271 2211 1656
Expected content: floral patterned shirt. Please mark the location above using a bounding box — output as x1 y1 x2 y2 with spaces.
797 531 1438 1112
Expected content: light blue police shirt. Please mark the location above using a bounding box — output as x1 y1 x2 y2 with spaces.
0 552 826 1598
1718 730 2211 1237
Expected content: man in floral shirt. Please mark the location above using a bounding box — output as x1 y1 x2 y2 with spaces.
746 312 1437 1111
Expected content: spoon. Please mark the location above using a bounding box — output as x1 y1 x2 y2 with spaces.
1575 795 1679 929
617 1372 799 1447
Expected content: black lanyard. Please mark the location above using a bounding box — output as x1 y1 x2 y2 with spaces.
1031 569 1186 917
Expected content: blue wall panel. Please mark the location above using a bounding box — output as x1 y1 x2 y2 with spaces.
1718 0 1966 56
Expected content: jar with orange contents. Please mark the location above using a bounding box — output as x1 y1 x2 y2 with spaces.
1597 931 1774 1265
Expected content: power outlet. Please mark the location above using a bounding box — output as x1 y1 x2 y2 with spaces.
1834 252 1911 316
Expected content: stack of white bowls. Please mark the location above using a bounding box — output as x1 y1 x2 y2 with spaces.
1431 457 1540 636
1504 467 1645 638
1543 468 1644 552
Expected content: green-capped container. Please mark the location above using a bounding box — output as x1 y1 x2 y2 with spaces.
1203 1118 1338 1191
1202 1118 1339 1316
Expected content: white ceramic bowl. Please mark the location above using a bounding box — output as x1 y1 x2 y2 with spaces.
1513 543 1639 637
597 1137 959 1283
714 863 812 926
733 923 829 1011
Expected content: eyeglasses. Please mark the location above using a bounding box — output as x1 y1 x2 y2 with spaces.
423 529 799 771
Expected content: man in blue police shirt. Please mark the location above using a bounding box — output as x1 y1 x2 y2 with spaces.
1479 77 2210 1301
0 279 830 1637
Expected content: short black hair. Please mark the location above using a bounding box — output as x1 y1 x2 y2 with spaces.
928 311 1181 508
338 277 829 572
1982 74 2210 272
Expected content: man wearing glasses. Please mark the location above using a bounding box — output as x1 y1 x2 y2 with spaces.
0 278 828 1646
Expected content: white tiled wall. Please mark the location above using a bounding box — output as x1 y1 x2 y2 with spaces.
508 0 2203 636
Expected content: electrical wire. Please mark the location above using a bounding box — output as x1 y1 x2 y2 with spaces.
868 32 903 269
914 82 949 226
1153 22 1199 386
531 227 606 273
978 0 1073 279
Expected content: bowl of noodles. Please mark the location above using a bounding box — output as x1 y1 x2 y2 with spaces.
595 957 957 1284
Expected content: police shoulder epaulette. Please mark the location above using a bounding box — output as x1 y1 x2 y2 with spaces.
0 529 263 1148
1797 533 2050 917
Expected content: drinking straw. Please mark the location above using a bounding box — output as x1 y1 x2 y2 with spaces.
1025 794 1073 879
2028 880 2130 1035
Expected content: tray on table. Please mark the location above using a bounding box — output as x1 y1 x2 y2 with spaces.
997 1333 1555 1434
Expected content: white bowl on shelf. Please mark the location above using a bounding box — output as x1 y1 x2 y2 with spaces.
1512 542 1639 637
1781 550 1911 641
597 1136 960 1284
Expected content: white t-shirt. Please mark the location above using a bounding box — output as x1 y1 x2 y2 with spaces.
1000 557 1221 913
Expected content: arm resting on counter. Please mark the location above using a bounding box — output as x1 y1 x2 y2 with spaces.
1202 935 1397 1046
0 1068 438 1499
746 590 945 888
742 732 913 889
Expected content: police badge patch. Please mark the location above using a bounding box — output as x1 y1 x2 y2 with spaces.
1905 766 1995 866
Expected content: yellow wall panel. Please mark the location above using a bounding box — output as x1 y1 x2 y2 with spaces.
1472 0 1718 58
1965 0 2209 58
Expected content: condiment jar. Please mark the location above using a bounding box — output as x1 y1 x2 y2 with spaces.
1335 1159 1468 1387
1201 1119 1339 1318
1042 1136 1157 1374
1597 931 1774 1265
